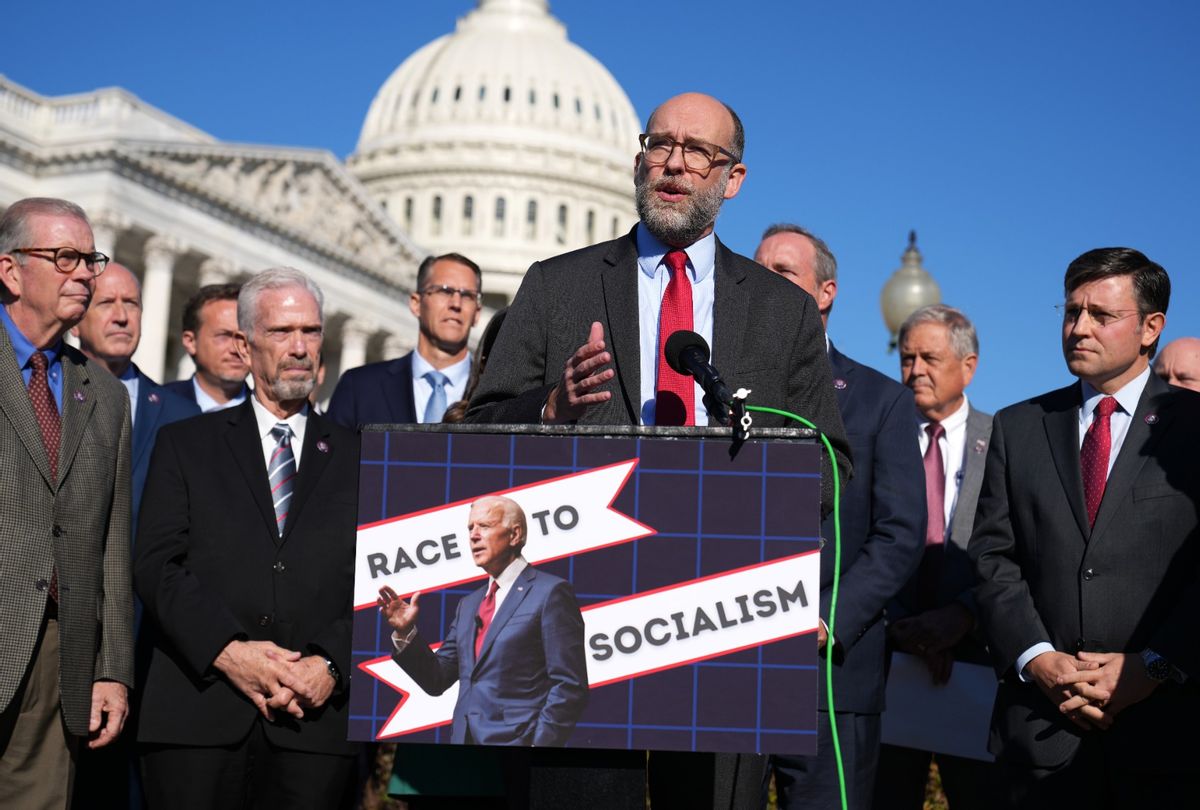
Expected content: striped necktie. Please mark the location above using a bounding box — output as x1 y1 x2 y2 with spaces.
269 423 296 536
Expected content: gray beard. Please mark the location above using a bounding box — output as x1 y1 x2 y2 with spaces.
270 377 314 401
635 170 728 246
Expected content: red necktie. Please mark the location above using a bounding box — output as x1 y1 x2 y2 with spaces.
28 352 61 603
1082 396 1118 529
923 422 946 546
655 250 695 426
474 579 499 659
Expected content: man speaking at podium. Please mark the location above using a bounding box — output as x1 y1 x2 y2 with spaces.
467 91 850 810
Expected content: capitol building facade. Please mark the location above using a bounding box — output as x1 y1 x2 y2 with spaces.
0 0 641 398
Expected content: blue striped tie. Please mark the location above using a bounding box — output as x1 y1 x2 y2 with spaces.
269 423 296 536
423 371 450 423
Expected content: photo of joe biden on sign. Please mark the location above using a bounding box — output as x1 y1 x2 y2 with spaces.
378 496 589 746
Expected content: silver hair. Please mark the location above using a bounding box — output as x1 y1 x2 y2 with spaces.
237 267 325 340
473 496 528 554
759 223 838 283
898 304 979 359
0 198 91 256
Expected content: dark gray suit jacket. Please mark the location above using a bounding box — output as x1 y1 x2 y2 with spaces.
0 326 134 735
465 228 851 512
969 373 1200 770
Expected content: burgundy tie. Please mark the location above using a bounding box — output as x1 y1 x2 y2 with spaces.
923 422 946 546
28 352 61 603
1082 396 1118 529
654 250 695 426
474 579 499 659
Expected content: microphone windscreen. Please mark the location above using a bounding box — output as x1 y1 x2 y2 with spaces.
664 330 709 374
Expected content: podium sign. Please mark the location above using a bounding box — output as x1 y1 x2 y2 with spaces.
349 425 821 754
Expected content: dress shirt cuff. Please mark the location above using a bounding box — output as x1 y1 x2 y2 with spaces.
390 627 418 653
1015 642 1056 682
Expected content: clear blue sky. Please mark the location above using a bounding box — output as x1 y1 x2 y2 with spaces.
5 0 1197 413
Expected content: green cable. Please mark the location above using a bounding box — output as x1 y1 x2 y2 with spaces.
745 405 847 810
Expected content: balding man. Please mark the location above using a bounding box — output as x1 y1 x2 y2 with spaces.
467 92 849 808
1153 336 1200 392
379 496 588 747
755 224 925 810
0 198 134 808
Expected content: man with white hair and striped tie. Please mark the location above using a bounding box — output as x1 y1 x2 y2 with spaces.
134 267 362 810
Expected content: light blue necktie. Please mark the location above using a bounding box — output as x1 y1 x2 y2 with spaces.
423 371 450 423
269 423 296 536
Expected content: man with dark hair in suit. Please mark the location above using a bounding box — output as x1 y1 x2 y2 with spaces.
876 304 997 809
970 248 1200 807
467 92 850 810
327 253 482 429
163 283 249 411
70 261 198 810
135 267 361 809
378 495 588 746
755 224 925 810
0 197 134 809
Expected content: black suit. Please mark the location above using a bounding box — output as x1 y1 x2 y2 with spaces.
134 401 360 807
771 345 926 810
326 352 418 429
466 228 851 810
969 373 1200 806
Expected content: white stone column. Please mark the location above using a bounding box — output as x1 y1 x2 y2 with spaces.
197 257 235 287
132 236 182 382
88 211 129 259
383 334 411 361
339 318 375 375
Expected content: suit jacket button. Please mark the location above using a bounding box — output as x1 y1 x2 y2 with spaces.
1082 568 1094 581
1074 638 1086 651
818 537 827 549
273 562 286 574
52 525 63 537
35 579 48 591
258 615 273 627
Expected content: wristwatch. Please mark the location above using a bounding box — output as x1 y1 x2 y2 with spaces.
1141 649 1184 684
323 656 340 686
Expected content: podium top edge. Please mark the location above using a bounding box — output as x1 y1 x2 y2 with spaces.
356 423 819 440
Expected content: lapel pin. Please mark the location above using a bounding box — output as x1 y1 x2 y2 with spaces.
833 378 847 390
148 393 160 404
517 586 524 592
974 439 987 453
73 390 85 402
1144 413 1158 425
316 440 330 453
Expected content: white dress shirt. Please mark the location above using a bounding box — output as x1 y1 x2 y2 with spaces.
1015 367 1152 678
392 556 529 651
250 395 308 471
635 223 715 425
411 351 472 423
917 396 972 537
119 365 140 427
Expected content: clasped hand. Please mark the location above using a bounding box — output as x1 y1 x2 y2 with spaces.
214 640 334 721
1027 650 1159 731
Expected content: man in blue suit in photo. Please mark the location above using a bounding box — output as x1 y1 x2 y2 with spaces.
378 495 588 747
755 224 926 810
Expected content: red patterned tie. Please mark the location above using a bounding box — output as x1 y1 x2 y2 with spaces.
28 352 61 602
1081 396 1118 529
474 580 499 659
655 250 695 426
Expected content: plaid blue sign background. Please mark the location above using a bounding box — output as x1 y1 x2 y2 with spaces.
350 428 822 754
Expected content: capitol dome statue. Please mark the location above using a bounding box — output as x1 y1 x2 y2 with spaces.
349 0 642 303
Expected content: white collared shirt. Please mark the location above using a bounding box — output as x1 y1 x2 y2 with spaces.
411 351 473 423
193 375 248 413
635 223 716 425
119 365 140 426
917 396 971 536
250 395 308 471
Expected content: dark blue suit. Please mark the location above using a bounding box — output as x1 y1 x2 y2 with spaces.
770 344 926 810
132 369 200 528
161 377 195 404
394 564 589 747
327 353 417 430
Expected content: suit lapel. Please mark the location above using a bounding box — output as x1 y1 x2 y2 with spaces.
132 373 163 474
225 401 279 539
950 406 991 546
474 566 535 671
709 238 748 426
1043 384 1090 542
599 234 641 423
281 411 335 543
827 344 853 410
385 354 417 423
1089 374 1167 543
0 327 56 486
57 349 96 489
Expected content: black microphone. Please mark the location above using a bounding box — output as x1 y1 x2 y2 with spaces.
664 330 735 417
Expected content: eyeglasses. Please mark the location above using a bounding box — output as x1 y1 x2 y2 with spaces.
12 246 109 276
1055 304 1141 329
639 133 741 173
421 284 481 305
